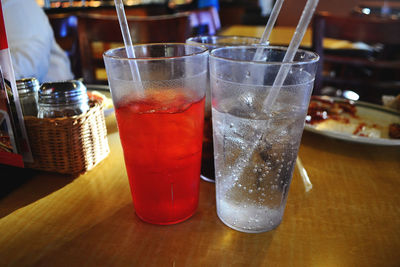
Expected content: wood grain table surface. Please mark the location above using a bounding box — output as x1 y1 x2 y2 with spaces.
220 25 358 50
0 110 399 266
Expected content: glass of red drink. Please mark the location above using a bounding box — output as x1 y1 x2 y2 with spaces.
103 44 208 225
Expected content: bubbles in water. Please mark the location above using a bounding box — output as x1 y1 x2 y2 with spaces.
218 199 283 233
212 100 305 232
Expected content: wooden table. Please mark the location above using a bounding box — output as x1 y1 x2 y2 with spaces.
1 109 399 266
220 25 358 49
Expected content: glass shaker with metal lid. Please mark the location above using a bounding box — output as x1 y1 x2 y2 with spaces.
37 80 89 118
16 77 39 117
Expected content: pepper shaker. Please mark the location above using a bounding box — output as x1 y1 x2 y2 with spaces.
16 77 39 117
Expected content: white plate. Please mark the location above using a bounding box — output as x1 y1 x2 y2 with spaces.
304 97 400 146
86 84 114 117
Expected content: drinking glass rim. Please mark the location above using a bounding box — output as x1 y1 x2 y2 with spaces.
103 43 208 61
210 45 319 65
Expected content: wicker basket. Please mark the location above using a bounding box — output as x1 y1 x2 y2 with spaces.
24 101 110 176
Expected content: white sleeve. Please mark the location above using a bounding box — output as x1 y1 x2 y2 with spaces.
3 0 54 82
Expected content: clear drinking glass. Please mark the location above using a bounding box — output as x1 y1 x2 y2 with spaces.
186 35 261 182
210 46 319 233
103 43 208 225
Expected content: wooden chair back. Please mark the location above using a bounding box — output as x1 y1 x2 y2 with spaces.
312 12 400 103
77 12 191 84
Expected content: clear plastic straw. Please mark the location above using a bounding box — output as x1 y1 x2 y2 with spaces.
253 0 285 60
230 0 320 184
262 0 319 113
114 0 142 84
253 0 318 192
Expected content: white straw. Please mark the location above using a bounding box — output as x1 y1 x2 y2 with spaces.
258 0 319 193
229 0 319 185
114 0 142 83
296 157 312 192
261 0 285 44
253 0 285 60
262 0 319 113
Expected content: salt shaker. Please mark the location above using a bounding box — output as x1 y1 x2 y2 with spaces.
16 77 39 117
37 80 89 118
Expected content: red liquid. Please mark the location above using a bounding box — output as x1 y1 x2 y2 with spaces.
115 90 205 225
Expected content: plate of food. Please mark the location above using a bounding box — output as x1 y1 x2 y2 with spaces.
86 85 114 116
304 95 400 145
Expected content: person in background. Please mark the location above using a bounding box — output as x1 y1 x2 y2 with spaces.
197 0 219 11
2 0 74 83
258 0 273 16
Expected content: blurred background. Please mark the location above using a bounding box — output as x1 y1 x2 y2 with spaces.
37 0 364 27
34 0 400 105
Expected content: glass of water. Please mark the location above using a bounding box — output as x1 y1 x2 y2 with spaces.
210 46 319 233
